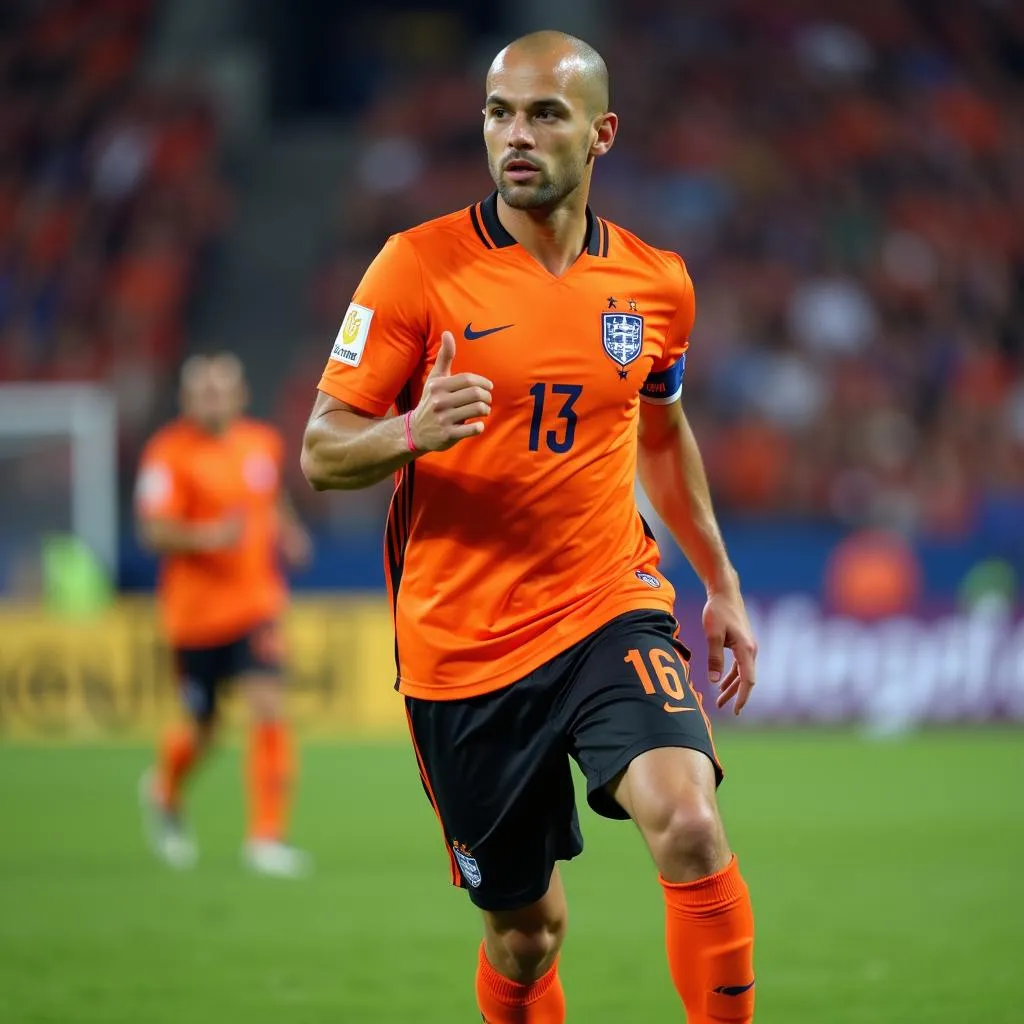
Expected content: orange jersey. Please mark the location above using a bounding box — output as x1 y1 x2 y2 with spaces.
317 193 694 700
134 417 287 647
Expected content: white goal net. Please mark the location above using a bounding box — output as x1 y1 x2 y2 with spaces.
0 384 118 597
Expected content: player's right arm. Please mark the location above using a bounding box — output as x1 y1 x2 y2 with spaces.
302 332 491 490
138 516 243 555
300 234 492 492
301 393 411 492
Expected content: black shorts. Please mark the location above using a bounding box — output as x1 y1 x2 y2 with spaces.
173 621 283 723
405 609 722 911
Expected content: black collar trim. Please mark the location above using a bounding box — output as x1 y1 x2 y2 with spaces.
474 192 606 256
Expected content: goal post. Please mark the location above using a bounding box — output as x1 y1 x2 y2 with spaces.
0 383 119 577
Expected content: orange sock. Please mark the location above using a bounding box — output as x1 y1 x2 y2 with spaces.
475 943 565 1023
246 720 294 840
156 724 199 811
661 854 756 1023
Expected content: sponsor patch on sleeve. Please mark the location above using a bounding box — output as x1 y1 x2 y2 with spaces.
329 302 375 368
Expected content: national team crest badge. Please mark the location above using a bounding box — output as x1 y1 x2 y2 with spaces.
601 312 644 366
452 840 482 888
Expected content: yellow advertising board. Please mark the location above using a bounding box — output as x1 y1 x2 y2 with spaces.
0 596 405 742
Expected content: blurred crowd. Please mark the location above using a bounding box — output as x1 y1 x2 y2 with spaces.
284 0 1024 546
0 0 232 445
2 0 1023 572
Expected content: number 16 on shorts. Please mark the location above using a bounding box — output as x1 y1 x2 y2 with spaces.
624 645 695 713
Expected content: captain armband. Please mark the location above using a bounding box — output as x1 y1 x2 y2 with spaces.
640 355 685 404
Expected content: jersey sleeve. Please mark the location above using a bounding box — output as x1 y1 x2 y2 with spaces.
641 256 695 405
135 437 189 521
316 233 427 416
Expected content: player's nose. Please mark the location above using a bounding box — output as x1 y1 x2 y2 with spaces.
506 112 535 148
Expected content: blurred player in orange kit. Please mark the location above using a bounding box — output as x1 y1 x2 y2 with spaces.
300 30 759 1022
135 352 313 878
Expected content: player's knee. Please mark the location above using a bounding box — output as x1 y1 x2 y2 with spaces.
500 918 565 977
489 907 566 980
244 675 284 722
194 717 218 753
645 790 726 879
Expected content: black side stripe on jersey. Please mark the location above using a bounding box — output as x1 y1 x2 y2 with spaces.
469 203 492 249
386 462 415 688
599 218 610 257
387 385 417 686
386 464 414 593
638 512 657 542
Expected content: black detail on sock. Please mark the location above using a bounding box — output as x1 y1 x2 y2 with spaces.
713 980 756 997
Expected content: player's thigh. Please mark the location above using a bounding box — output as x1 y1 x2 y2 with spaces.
231 621 286 721
405 688 582 913
562 609 723 820
173 643 227 726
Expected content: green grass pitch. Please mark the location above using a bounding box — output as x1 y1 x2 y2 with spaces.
0 729 1021 1022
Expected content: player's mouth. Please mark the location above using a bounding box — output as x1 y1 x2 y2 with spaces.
504 159 540 182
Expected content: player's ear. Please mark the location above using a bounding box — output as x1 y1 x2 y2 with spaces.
591 112 617 158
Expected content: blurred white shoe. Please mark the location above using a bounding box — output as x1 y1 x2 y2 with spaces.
242 839 312 879
138 768 198 870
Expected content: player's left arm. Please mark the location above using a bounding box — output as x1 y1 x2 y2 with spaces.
638 400 756 714
636 261 757 714
277 491 313 570
267 427 312 569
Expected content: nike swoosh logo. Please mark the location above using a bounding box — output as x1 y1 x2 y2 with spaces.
464 322 514 340
713 981 755 997
663 704 696 714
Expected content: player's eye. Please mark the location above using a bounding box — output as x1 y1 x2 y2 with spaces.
535 109 557 121
489 106 508 119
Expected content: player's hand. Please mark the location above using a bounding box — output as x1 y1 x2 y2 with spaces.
281 523 313 568
703 586 758 716
409 331 493 452
195 514 245 552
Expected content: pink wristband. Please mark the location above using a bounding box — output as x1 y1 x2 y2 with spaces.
403 411 417 452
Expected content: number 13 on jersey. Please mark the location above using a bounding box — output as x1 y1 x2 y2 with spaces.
528 383 583 454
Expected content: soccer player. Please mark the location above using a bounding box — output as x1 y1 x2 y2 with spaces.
136 352 313 878
302 31 758 1022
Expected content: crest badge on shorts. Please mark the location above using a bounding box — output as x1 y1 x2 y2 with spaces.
601 312 644 366
452 840 482 887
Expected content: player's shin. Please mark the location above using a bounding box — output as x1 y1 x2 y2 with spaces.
475 943 566 1024
157 723 201 809
661 854 755 1023
246 719 294 840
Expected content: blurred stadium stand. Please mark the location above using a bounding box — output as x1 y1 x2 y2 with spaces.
1 0 1022 621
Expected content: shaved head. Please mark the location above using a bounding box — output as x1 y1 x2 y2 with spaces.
483 31 616 213
487 31 609 116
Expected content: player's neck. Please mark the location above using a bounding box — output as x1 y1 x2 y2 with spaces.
495 193 590 277
189 417 232 438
